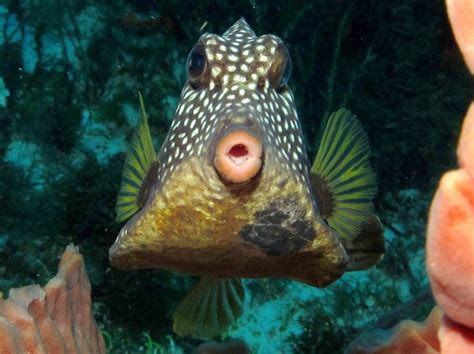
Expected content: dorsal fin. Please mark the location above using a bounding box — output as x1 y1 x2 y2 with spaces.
115 93 157 222
311 109 377 241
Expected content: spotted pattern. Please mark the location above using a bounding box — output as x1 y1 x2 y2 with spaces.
152 18 310 191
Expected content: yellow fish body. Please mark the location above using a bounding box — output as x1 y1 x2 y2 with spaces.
110 19 384 338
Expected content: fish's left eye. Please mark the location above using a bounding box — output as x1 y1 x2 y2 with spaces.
186 42 210 89
268 43 292 92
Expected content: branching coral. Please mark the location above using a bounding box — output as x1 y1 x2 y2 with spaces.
0 245 105 353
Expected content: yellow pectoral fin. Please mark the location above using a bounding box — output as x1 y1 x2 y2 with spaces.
173 277 244 338
115 92 157 222
311 109 376 241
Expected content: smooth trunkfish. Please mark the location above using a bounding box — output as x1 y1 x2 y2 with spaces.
110 18 385 338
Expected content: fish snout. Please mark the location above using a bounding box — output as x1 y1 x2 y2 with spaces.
213 127 263 184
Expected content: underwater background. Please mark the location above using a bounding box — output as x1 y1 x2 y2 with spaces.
0 0 473 353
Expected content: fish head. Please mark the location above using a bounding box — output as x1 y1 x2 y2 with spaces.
110 19 348 287
167 18 306 189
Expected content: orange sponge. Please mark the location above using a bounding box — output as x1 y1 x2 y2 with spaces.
0 245 105 353
426 168 474 329
446 0 474 74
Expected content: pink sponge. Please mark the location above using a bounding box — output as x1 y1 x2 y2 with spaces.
0 245 106 353
426 166 474 328
426 102 474 352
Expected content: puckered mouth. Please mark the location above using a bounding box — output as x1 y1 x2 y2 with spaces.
213 127 263 184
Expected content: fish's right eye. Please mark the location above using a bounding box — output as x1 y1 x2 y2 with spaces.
186 43 209 88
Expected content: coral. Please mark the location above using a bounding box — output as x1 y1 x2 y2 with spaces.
0 245 105 353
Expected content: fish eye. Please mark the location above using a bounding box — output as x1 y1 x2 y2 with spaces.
268 43 292 92
186 42 209 88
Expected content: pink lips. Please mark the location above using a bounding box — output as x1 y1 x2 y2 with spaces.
213 130 263 184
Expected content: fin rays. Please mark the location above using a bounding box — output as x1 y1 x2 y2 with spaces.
173 277 244 338
115 93 157 222
311 109 376 241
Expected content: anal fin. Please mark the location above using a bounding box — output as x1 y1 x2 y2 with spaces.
173 277 244 338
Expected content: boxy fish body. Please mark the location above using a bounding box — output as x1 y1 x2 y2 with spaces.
110 19 384 338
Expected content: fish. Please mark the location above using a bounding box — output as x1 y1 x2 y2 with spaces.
109 18 385 338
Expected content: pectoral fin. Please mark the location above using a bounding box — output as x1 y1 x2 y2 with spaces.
311 109 384 268
173 277 244 338
115 93 157 222
344 213 385 270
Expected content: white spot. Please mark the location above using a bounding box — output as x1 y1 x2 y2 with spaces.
212 66 222 77
234 75 246 83
245 56 254 64
248 82 257 90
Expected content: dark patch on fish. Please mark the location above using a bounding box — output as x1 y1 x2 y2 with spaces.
240 196 314 255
